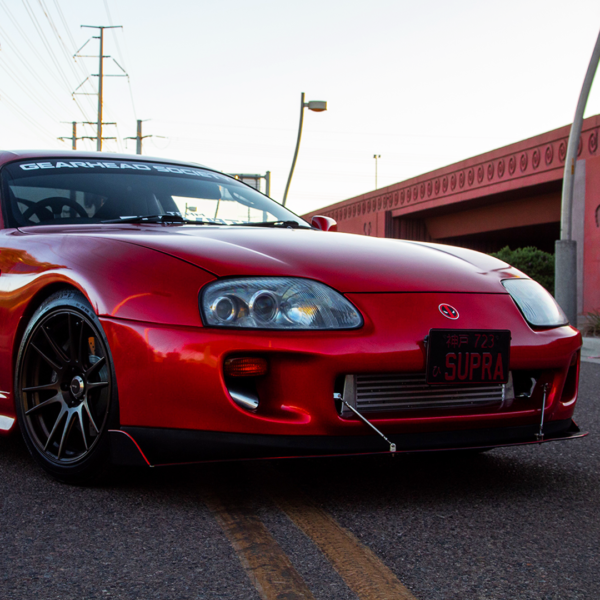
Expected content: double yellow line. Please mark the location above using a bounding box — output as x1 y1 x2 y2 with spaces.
204 470 417 600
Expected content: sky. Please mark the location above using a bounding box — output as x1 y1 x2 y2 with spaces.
0 0 599 216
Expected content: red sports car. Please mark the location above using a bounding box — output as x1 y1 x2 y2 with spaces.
0 150 585 483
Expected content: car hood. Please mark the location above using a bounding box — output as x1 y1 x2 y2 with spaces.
24 225 514 293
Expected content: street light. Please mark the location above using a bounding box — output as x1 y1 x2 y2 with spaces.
373 154 381 189
555 28 600 325
282 92 327 206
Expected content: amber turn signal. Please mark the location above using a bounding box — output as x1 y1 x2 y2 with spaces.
224 357 268 378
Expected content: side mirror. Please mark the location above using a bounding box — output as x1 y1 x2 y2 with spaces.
311 215 338 232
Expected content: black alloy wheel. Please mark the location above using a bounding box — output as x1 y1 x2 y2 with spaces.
15 290 118 484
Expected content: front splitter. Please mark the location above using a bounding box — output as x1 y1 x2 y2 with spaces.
108 419 587 467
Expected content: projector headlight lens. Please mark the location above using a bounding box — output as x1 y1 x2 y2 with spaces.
201 277 363 329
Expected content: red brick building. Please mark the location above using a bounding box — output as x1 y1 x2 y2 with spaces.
305 115 600 321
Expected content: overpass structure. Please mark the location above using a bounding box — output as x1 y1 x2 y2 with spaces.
304 115 600 322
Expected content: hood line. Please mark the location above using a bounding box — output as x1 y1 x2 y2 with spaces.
86 235 221 279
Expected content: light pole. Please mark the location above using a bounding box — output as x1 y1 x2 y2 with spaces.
555 29 600 325
282 93 327 206
374 154 381 189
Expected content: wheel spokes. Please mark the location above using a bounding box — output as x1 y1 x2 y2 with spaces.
78 318 85 364
30 342 62 372
87 381 109 392
25 393 63 416
82 400 100 434
43 405 68 452
85 356 106 377
68 313 83 364
76 408 89 451
57 409 77 459
22 381 60 393
40 325 69 366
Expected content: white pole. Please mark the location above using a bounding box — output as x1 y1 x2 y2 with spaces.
283 93 306 207
555 29 600 325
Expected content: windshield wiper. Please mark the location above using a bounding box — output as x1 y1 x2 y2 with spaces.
237 220 310 229
101 214 224 225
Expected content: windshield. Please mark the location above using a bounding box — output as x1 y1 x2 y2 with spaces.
1 159 307 228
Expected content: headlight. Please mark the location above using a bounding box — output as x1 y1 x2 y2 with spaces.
502 279 568 327
200 277 363 329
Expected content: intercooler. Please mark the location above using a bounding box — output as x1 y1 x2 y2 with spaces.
338 372 514 417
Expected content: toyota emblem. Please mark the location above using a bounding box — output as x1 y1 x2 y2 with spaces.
439 304 459 320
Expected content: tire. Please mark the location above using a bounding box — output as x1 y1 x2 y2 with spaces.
14 290 119 484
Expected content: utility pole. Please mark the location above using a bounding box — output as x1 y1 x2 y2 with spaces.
95 26 105 150
125 120 152 155
373 154 381 189
59 121 116 149
73 25 127 151
58 121 81 150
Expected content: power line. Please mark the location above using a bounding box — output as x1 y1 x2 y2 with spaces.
0 89 57 141
1 0 94 122
0 1 51 70
0 0 84 111
20 0 75 96
37 0 94 89
51 0 78 49
102 0 125 68
0 27 68 112
0 18 94 125
125 73 137 121
37 0 76 65
102 0 137 120
0 55 65 123
50 2 100 119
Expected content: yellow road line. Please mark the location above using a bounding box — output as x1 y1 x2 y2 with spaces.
204 491 315 600
271 491 418 600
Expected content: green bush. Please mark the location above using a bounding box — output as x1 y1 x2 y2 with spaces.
584 309 600 337
490 246 555 293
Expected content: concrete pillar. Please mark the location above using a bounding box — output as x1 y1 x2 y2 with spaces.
555 239 577 325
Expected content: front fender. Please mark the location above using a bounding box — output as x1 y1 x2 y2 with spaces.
0 232 216 427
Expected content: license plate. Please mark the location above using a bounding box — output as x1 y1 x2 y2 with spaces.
426 329 511 385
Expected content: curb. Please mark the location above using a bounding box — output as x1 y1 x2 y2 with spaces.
582 336 600 364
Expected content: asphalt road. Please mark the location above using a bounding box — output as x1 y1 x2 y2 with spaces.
1 362 598 600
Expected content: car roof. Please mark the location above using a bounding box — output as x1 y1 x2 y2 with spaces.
0 149 211 171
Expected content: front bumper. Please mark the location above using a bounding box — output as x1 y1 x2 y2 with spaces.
100 291 582 468
101 293 580 428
